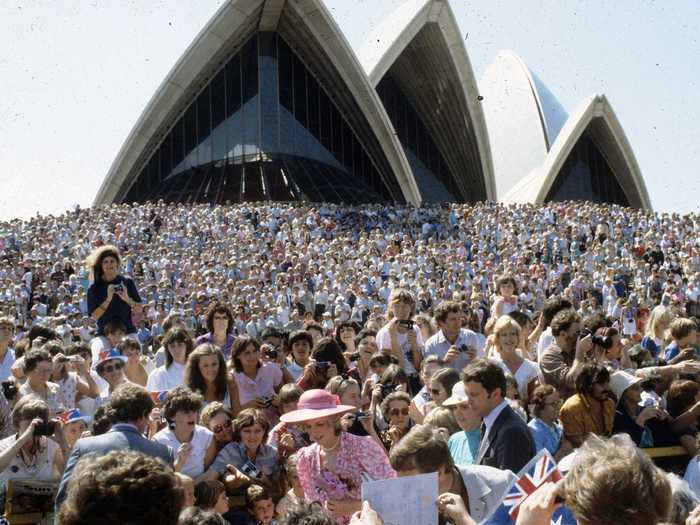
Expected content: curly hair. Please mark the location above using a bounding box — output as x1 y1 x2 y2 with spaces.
85 244 121 283
184 343 228 402
204 302 234 335
200 401 233 428
529 384 557 418
23 348 51 374
107 383 154 424
380 391 411 421
58 450 183 525
163 386 203 422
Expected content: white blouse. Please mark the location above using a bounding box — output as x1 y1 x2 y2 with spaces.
146 362 185 391
153 425 213 478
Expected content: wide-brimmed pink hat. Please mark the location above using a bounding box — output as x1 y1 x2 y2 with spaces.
280 389 355 424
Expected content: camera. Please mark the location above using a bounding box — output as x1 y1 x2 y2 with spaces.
579 329 613 350
240 460 260 478
380 383 396 398
459 344 471 353
315 361 331 373
34 420 56 437
347 352 360 362
356 411 371 421
1 380 18 401
264 347 278 360
113 284 124 292
260 396 273 408
398 320 414 329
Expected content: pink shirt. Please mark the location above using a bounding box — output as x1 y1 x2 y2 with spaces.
297 431 396 524
231 362 282 405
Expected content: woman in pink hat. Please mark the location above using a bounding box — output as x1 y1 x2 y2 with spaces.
280 389 395 524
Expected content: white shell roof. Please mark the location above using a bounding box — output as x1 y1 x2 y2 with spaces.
501 94 651 209
357 0 496 201
480 50 568 200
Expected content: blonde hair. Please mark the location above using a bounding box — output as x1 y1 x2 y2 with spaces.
645 305 673 340
489 315 522 356
564 434 671 525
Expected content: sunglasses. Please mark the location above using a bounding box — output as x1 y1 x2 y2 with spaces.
100 361 124 374
212 419 232 434
389 407 409 417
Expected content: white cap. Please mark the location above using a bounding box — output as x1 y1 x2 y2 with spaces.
442 382 469 407
609 370 642 400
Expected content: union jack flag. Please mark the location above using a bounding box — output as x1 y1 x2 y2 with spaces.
480 449 576 525
149 390 169 406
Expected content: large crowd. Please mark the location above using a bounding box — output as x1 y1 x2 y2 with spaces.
1 200 700 524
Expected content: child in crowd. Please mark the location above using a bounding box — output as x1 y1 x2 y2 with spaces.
194 479 230 516
176 472 196 508
267 384 308 454
246 484 277 525
275 454 303 517
664 318 698 361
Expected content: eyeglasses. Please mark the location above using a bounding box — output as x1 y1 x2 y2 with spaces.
101 361 124 374
429 388 442 396
389 407 410 417
212 419 233 434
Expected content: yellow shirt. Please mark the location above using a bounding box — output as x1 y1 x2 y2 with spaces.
560 393 615 443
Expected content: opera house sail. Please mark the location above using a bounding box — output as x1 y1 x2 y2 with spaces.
94 0 651 210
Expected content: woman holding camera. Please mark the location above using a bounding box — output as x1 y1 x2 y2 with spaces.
229 337 283 419
376 289 423 392
0 396 68 490
86 245 142 352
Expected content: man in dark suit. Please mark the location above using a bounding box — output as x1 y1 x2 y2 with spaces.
55 383 174 510
463 358 535 472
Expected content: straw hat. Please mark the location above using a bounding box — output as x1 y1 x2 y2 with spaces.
442 382 469 407
609 370 642 400
279 389 355 424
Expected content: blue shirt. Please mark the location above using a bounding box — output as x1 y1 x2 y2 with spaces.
447 429 481 466
640 336 661 359
664 341 680 362
209 441 280 479
527 417 562 456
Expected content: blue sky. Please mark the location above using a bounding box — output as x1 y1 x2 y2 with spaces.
1 0 698 220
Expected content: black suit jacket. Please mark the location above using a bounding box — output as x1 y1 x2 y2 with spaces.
476 403 535 473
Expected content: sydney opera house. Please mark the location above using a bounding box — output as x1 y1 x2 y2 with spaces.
93 0 652 209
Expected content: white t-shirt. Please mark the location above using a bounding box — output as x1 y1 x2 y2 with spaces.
146 362 186 391
492 356 540 400
154 425 213 478
376 324 424 375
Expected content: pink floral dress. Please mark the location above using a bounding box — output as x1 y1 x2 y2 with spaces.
296 431 396 524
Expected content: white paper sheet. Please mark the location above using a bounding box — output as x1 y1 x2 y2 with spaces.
361 472 438 525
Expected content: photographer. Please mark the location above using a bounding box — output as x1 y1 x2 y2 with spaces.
424 300 481 373
85 245 142 353
297 337 346 391
376 289 423 391
0 395 68 490
540 310 593 399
